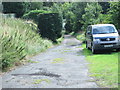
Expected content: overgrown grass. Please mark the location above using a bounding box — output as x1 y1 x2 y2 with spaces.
82 44 119 88
0 18 53 71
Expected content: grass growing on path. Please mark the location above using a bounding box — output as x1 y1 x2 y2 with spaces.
51 58 64 64
82 44 119 88
33 79 51 84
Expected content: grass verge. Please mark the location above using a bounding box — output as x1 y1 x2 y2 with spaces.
82 44 119 88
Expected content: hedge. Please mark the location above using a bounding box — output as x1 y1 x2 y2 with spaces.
38 13 62 42
23 10 52 23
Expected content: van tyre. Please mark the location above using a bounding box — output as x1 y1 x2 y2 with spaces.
86 41 90 50
86 41 88 49
91 45 97 54
116 48 120 52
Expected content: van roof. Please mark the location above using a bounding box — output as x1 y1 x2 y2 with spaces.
91 24 114 27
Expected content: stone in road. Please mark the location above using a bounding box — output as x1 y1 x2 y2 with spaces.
2 35 98 88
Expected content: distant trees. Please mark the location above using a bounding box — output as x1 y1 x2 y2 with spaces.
62 2 120 32
82 2 102 30
61 2 87 33
2 1 120 34
71 2 87 32
99 2 110 14
64 11 76 33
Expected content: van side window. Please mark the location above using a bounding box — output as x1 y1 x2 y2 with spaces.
89 26 92 34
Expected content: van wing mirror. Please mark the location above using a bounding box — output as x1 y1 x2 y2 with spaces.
87 32 91 35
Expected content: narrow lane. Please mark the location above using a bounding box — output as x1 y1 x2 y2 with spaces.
2 35 98 88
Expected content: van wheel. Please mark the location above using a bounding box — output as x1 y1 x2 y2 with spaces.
86 41 90 50
91 45 96 54
86 41 88 49
116 48 120 52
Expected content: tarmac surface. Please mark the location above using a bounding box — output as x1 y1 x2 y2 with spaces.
2 35 98 88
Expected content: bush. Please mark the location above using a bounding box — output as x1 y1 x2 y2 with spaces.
38 13 62 42
0 18 52 70
64 11 76 34
76 32 86 43
23 10 52 23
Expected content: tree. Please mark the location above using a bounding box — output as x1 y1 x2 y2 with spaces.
82 2 102 30
99 2 110 14
108 2 120 29
61 2 87 33
64 11 76 33
71 2 87 32
50 2 63 17
61 2 73 19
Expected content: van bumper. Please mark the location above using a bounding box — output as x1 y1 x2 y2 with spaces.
94 42 120 50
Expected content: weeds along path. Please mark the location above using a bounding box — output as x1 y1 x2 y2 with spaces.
2 35 98 88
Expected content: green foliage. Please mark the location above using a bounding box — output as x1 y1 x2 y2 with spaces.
82 2 102 30
98 2 110 14
61 3 73 19
98 14 111 24
50 3 63 33
61 3 75 33
23 6 63 42
38 13 62 42
2 2 43 18
64 11 76 33
2 2 25 18
0 18 52 70
23 10 52 23
71 2 87 32
108 2 120 29
61 2 87 33
76 32 86 43
23 2 43 13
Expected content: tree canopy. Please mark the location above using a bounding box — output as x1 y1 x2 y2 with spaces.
2 2 120 32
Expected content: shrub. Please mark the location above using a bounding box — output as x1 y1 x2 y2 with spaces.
76 32 86 43
38 13 62 42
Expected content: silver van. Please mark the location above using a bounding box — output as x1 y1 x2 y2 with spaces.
85 24 120 53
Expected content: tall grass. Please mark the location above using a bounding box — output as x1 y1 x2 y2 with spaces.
0 18 53 71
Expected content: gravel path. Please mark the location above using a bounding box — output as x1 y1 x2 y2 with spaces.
2 35 98 88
